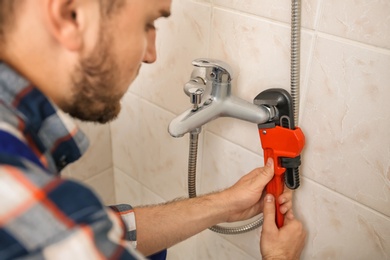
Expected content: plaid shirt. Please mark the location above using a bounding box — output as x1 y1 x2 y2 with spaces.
0 63 144 259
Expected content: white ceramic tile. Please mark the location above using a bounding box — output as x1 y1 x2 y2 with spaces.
295 178 390 260
197 230 258 260
318 0 390 49
206 8 313 154
114 167 165 207
191 0 210 4
84 168 116 205
213 216 263 259
200 131 264 258
301 36 390 217
166 235 197 260
200 131 264 193
129 0 211 115
111 93 190 201
213 0 321 29
62 121 112 180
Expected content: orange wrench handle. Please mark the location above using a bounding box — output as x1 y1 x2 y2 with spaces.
259 126 305 228
264 150 285 228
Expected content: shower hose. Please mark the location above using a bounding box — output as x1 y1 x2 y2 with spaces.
187 0 302 235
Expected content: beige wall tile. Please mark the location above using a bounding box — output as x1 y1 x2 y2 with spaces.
129 0 211 115
111 93 189 201
213 0 321 29
319 0 390 49
63 121 112 180
114 167 165 207
197 231 258 260
199 131 269 259
302 36 390 217
84 168 116 206
296 178 390 259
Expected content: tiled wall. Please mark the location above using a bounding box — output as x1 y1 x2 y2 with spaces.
62 122 116 206
74 0 390 259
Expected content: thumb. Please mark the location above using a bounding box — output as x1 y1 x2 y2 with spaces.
262 194 278 233
255 158 275 190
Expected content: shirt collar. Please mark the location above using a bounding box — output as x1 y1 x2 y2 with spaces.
0 62 89 173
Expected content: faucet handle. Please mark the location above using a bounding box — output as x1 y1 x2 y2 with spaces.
192 58 233 83
189 88 204 110
184 78 206 110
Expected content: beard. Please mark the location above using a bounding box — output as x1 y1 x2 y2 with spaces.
64 29 124 124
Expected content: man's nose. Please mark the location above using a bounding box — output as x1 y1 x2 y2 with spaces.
143 33 157 64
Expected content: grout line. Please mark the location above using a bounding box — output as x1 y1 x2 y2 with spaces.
315 32 390 55
207 0 214 57
128 91 178 117
209 3 390 55
313 0 325 31
83 165 113 183
299 31 318 126
108 121 115 179
207 231 259 260
205 129 264 159
302 176 390 221
113 166 166 205
113 167 119 204
212 5 293 29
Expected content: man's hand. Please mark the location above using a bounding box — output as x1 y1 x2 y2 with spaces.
134 159 301 256
260 194 306 260
222 158 294 223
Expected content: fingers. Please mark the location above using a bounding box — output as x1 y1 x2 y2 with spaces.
283 209 295 223
282 209 307 245
279 203 291 215
262 194 278 233
278 188 293 214
254 158 275 190
278 187 293 204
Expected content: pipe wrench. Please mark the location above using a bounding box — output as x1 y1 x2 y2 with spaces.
254 89 305 228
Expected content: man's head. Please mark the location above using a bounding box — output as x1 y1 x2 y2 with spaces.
0 0 172 123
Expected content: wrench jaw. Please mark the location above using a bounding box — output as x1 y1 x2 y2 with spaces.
254 88 295 129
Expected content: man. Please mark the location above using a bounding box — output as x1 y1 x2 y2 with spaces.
0 0 306 259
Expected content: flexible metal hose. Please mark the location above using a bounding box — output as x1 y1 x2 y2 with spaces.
186 0 302 235
290 0 302 186
291 0 301 126
188 131 264 234
188 131 199 198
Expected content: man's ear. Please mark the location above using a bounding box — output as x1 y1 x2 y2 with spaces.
45 0 83 51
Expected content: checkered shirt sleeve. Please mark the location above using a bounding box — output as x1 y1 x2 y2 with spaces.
0 158 144 259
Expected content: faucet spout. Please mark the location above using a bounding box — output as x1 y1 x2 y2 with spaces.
168 96 271 138
168 104 219 138
224 96 271 123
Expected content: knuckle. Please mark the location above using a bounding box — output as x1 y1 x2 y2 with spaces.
258 167 272 178
297 222 306 236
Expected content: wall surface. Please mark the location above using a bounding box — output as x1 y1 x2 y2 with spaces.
62 122 115 206
110 0 390 259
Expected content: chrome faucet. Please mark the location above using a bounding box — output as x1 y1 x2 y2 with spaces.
168 58 276 137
